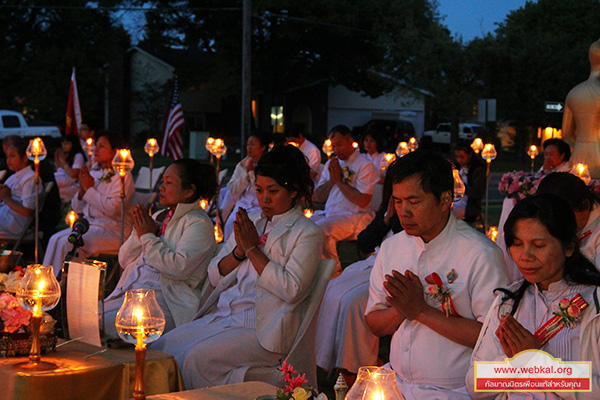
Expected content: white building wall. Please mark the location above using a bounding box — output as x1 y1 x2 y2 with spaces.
326 85 426 135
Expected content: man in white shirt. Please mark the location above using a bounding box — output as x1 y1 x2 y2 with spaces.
365 150 509 399
285 127 322 183
312 125 378 276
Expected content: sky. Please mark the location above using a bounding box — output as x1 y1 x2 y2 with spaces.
437 0 532 42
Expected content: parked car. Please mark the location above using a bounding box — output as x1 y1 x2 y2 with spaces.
421 123 484 150
352 119 416 152
0 110 62 141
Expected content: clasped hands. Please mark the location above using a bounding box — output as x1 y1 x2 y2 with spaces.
133 204 158 236
496 314 541 357
384 269 428 321
233 207 259 256
78 165 95 192
328 156 343 184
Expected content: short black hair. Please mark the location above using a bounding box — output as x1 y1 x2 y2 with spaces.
543 138 571 161
171 158 217 202
255 144 314 210
388 149 454 202
328 124 352 139
249 131 273 148
536 172 598 212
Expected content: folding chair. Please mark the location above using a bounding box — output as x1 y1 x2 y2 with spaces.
133 166 166 208
244 258 336 388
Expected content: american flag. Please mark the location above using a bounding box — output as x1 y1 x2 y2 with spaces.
160 78 185 160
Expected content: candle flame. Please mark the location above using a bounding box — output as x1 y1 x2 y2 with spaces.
385 153 395 162
66 210 77 227
487 226 499 242
214 224 223 242
120 149 130 158
373 391 384 400
200 199 209 210
215 139 222 146
207 137 214 144
304 209 313 218
352 142 359 148
149 138 156 146
577 163 586 175
325 139 331 146
87 138 94 146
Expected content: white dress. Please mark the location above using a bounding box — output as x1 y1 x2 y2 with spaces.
366 213 509 400
103 202 216 338
43 165 135 276
151 206 323 390
54 153 85 202
0 166 38 235
222 160 260 241
467 280 600 399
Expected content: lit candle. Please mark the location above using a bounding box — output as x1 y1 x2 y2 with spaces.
304 209 313 218
66 210 77 228
322 139 333 159
396 142 409 157
471 138 483 154
200 199 209 210
487 226 499 242
409 137 418 152
34 280 44 318
135 308 144 349
352 141 359 149
574 163 591 185
214 224 223 242
373 390 384 400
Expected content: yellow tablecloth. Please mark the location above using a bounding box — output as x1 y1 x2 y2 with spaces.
0 340 184 400
146 381 278 400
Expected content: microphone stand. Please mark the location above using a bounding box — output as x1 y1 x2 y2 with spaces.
65 236 85 261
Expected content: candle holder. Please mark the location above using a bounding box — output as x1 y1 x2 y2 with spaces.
84 138 95 168
409 137 418 152
396 142 410 157
205 137 215 163
144 138 160 193
65 210 78 228
487 226 499 242
345 366 404 400
322 139 333 160
112 149 135 245
471 138 483 154
380 153 396 172
453 168 466 201
211 139 227 176
527 145 539 173
116 289 166 400
26 138 47 264
481 143 497 231
14 264 61 370
573 163 591 185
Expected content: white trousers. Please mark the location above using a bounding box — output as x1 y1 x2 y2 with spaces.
43 225 122 277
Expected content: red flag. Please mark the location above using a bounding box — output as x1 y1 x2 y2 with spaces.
65 68 82 135
160 78 185 160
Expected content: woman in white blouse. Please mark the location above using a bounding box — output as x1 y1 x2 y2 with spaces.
467 194 600 399
152 145 323 389
104 159 218 337
54 134 86 202
222 131 272 240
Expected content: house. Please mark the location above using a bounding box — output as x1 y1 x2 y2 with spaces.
284 80 428 145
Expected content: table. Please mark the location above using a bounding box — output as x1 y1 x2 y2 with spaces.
0 340 184 400
147 381 279 400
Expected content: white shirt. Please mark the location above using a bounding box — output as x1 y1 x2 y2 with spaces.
298 139 322 181
366 213 509 396
579 204 600 271
54 153 85 187
468 280 598 399
227 160 258 211
318 149 378 217
365 151 385 171
0 166 38 235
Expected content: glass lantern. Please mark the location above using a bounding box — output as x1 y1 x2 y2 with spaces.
144 138 160 157
481 144 497 163
322 139 333 159
452 168 466 201
396 142 409 157
26 137 47 162
380 153 396 171
15 264 61 370
471 138 483 154
115 289 165 348
112 149 135 177
408 137 418 152
345 366 404 400
573 163 591 185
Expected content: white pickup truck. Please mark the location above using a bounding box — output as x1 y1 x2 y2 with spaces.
0 110 62 141
421 123 484 147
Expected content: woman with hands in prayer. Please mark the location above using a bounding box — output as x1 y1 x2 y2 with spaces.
152 144 323 389
103 158 217 338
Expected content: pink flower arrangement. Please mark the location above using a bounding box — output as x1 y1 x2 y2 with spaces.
276 361 326 400
554 297 583 329
0 292 32 333
498 170 546 200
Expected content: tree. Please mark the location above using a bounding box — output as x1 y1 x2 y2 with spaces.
0 0 131 131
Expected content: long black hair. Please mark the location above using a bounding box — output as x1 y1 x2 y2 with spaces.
62 134 85 166
254 144 314 211
498 193 600 314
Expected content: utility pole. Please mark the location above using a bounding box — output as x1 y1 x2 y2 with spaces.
241 0 251 158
